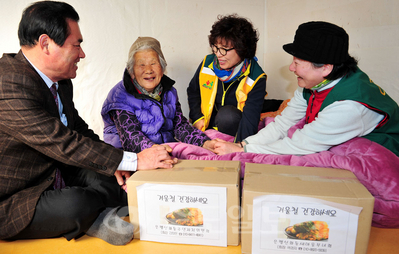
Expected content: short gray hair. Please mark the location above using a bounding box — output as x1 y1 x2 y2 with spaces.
126 37 167 75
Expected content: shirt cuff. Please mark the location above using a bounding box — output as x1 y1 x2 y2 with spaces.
117 151 138 171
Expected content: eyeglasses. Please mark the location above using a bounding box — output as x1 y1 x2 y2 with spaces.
211 45 235 56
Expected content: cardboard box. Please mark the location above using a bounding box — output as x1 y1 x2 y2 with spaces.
127 159 241 246
241 163 374 254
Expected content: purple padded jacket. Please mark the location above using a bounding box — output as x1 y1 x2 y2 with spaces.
101 69 209 151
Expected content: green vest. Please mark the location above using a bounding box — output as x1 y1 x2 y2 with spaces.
303 67 399 157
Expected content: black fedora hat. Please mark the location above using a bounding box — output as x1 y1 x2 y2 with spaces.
283 21 350 64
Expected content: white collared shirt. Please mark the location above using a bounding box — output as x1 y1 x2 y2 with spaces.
23 54 68 126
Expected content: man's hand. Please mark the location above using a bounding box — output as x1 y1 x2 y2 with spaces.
193 119 205 131
137 145 177 170
114 170 132 192
214 139 244 155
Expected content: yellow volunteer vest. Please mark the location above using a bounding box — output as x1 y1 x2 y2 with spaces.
198 55 266 131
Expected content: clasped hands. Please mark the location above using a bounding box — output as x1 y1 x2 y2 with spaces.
203 139 244 155
193 119 245 154
115 144 178 191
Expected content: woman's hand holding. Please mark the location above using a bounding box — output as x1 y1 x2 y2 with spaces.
214 139 244 155
193 119 205 131
202 140 217 152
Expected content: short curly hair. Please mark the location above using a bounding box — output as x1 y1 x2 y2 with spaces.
208 14 259 59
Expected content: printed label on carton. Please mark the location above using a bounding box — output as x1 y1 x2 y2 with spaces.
251 195 362 254
137 183 227 247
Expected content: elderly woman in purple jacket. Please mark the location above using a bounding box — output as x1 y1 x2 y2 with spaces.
102 37 213 153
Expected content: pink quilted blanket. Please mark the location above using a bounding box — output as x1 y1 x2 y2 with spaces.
166 118 399 228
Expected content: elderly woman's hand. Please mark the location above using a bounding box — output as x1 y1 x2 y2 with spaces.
137 145 178 170
202 139 218 152
193 119 205 131
152 144 173 153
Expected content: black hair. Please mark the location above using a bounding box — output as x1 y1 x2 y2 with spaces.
313 55 358 80
18 1 79 47
208 14 259 59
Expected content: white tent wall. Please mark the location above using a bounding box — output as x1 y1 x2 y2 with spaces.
1 0 397 138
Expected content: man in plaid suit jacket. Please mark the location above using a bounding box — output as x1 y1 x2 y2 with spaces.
0 1 176 245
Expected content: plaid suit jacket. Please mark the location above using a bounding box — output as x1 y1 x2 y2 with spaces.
0 51 123 239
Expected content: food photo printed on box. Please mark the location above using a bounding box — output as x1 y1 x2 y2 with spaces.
136 183 228 247
251 195 362 254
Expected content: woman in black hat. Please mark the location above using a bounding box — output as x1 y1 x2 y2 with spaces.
213 21 399 157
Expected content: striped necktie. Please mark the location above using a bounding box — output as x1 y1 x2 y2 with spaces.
50 83 59 109
49 84 66 189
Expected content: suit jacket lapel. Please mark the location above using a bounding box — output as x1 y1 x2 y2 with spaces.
16 50 62 119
